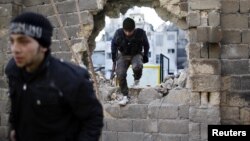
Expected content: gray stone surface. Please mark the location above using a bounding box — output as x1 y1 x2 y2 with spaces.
187 11 200 27
101 131 117 141
138 88 160 104
222 30 241 44
221 14 248 29
190 59 221 75
120 104 148 119
189 0 221 10
106 119 132 132
190 75 220 92
118 132 144 141
240 0 250 13
132 119 158 133
158 120 189 134
242 30 250 43
221 44 249 59
221 59 249 75
208 11 220 27
148 103 178 119
221 0 239 13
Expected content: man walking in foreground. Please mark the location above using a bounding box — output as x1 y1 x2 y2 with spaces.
111 17 150 106
5 12 103 141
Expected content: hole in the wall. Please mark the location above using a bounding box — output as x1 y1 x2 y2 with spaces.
88 2 189 87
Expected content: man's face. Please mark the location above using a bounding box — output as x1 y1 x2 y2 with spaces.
9 34 47 68
123 29 135 37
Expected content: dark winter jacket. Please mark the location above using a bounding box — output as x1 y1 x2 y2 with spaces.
111 28 150 62
5 54 103 141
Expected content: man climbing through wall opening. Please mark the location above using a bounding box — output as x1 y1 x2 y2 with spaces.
111 17 150 106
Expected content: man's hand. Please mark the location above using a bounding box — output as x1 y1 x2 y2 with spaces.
10 130 16 141
143 55 149 63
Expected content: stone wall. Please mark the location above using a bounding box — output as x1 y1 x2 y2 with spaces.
220 0 250 125
0 0 250 141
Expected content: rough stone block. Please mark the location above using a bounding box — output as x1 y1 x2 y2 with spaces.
189 107 208 122
138 88 160 104
0 78 7 89
162 89 189 105
118 132 144 141
57 1 76 14
47 15 59 28
189 59 221 75
207 106 221 124
0 114 9 126
155 134 182 141
37 4 54 16
132 119 158 133
106 119 132 132
0 4 12 17
0 100 8 113
104 104 121 118
158 120 189 134
187 11 200 27
197 26 208 42
0 16 11 29
22 5 38 13
190 75 220 92
180 2 188 12
242 30 250 43
189 0 221 10
190 92 200 106
208 27 222 43
221 0 240 13
119 104 147 119
187 43 200 59
51 52 72 62
221 59 249 75
79 0 103 11
179 105 189 119
0 126 8 138
221 106 240 121
50 40 70 52
221 76 241 91
221 44 249 59
240 0 250 13
240 108 250 122
209 43 221 58
241 75 250 90
187 29 197 43
221 14 248 29
201 123 208 140
189 123 200 140
208 11 220 27
200 43 208 58
23 0 49 7
148 103 178 119
228 91 250 107
222 30 241 44
101 131 117 141
0 89 8 101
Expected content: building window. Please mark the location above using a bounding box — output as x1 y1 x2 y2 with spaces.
168 49 175 54
167 34 175 40
156 54 160 64
106 53 112 59
155 34 163 47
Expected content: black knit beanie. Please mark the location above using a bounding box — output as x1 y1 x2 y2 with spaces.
10 12 53 48
123 17 135 32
